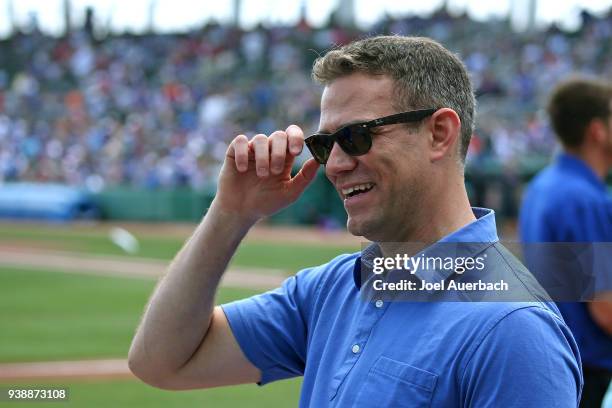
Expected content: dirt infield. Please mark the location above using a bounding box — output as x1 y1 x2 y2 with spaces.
0 220 364 246
0 247 287 290
0 359 132 382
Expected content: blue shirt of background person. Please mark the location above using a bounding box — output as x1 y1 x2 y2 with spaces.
521 153 612 368
519 76 612 407
223 207 582 407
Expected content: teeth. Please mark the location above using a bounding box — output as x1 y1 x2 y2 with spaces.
342 183 374 196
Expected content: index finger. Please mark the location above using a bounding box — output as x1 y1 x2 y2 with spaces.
286 125 304 156
231 134 249 172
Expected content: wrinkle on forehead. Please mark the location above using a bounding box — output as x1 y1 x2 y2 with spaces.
319 73 396 133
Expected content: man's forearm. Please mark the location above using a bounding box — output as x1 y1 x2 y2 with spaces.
129 126 316 389
128 200 255 376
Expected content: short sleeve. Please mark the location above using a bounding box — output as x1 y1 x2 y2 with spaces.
221 267 323 385
461 306 583 407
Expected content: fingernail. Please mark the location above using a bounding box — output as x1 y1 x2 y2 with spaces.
272 166 282 174
258 167 268 177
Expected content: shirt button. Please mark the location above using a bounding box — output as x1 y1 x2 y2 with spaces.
375 299 384 308
351 344 361 354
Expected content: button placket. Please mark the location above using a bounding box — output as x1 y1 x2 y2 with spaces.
329 299 390 401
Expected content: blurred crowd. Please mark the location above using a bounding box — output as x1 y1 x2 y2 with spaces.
0 7 610 191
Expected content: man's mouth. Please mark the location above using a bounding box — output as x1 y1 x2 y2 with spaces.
341 183 375 199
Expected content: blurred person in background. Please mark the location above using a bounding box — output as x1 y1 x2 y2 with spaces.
520 76 612 408
129 35 582 406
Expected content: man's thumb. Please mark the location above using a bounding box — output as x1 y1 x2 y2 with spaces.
288 158 320 197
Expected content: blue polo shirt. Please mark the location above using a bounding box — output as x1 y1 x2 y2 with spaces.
223 208 582 406
520 152 612 371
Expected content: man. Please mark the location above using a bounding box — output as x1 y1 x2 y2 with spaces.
129 36 582 406
520 76 612 408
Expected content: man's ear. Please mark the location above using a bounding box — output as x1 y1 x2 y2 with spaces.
429 108 461 162
586 118 608 146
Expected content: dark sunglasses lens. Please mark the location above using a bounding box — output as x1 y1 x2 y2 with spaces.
337 126 371 156
306 135 334 164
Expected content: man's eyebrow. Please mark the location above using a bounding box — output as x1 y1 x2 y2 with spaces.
317 118 370 134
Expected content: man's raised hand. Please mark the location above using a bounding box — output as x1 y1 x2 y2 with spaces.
214 124 320 223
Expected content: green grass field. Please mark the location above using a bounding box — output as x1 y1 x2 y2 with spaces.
0 266 260 362
0 379 302 408
0 222 351 407
0 265 301 407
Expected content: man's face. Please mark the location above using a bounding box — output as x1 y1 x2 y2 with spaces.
319 73 432 241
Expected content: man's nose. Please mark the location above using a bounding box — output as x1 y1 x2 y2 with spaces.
325 143 357 177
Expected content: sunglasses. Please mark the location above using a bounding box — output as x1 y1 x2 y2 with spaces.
305 108 438 165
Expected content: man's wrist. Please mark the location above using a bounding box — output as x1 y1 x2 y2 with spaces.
206 199 259 237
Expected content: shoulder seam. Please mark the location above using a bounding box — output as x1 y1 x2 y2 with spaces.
493 244 544 303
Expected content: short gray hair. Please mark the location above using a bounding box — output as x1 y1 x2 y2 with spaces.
312 35 476 161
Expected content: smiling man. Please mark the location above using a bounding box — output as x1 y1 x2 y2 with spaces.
129 36 582 407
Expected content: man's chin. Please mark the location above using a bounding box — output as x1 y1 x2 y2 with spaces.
346 216 373 238
346 213 394 241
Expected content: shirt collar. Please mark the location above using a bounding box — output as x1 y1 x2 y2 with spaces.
353 207 499 289
557 152 606 193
